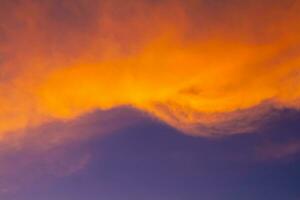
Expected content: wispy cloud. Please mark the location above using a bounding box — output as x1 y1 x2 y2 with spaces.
0 0 300 138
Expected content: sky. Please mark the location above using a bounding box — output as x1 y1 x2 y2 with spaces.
0 0 300 199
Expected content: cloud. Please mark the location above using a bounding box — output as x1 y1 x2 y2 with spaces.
0 0 300 137
256 140 300 161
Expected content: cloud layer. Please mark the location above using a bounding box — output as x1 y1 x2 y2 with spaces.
1 0 300 137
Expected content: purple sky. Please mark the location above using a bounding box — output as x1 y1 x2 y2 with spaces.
0 107 299 200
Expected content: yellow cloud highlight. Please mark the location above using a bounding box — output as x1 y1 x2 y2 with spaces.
1 0 300 137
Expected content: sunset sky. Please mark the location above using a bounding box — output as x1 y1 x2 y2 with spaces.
0 0 300 199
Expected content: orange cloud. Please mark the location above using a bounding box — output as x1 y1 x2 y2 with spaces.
1 0 300 137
